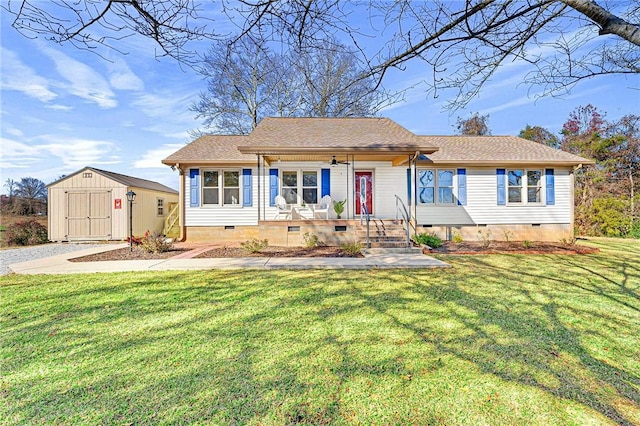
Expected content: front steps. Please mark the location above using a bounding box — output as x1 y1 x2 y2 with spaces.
355 219 412 248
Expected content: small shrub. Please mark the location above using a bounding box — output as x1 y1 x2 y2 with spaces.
241 238 269 253
629 220 640 239
502 230 514 243
4 219 48 246
452 232 463 243
413 232 442 248
560 236 576 246
302 232 323 248
340 241 363 255
477 228 492 248
139 230 173 253
523 240 532 249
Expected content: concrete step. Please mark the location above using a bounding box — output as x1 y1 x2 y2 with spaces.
365 241 412 248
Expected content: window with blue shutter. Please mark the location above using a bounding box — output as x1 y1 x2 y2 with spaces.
545 169 555 205
457 168 467 205
269 168 279 206
321 168 330 197
189 169 200 207
497 168 506 205
242 169 252 207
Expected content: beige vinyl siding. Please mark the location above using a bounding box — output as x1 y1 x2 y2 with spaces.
416 167 573 225
128 187 178 236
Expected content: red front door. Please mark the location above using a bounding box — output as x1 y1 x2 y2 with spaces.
355 171 373 215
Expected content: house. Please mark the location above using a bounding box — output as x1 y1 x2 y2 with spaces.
162 117 593 246
47 167 178 242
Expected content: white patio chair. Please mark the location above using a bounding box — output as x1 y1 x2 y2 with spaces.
273 195 293 220
313 195 331 219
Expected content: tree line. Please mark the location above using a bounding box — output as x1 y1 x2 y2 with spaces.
3 178 48 216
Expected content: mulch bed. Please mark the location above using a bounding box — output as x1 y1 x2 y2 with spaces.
430 241 599 255
69 247 190 262
69 241 598 262
195 246 364 258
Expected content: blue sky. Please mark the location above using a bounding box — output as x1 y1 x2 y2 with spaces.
1 7 639 192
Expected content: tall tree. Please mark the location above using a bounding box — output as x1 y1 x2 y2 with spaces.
192 36 288 135
192 36 396 134
455 113 491 136
604 114 640 224
519 125 560 149
14 177 47 215
4 179 16 202
5 2 639 108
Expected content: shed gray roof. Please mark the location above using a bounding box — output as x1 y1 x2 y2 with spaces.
48 167 178 194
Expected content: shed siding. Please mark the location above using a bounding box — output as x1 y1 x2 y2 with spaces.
48 170 177 241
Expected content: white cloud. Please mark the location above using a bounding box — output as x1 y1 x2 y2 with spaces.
0 138 42 168
108 57 144 91
46 104 74 111
39 138 121 170
0 48 58 102
134 144 185 168
133 92 194 119
38 44 118 108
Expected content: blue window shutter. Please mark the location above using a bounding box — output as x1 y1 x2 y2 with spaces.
406 168 412 205
189 169 200 207
497 168 506 205
546 168 555 205
457 168 467 205
242 169 252 207
269 168 279 206
321 168 331 197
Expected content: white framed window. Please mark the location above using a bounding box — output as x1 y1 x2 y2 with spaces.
157 198 164 216
418 169 455 204
302 171 318 204
282 171 298 204
202 169 240 206
508 169 542 204
282 170 319 204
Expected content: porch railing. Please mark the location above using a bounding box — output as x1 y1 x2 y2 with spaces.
360 199 371 249
163 203 180 238
395 195 414 248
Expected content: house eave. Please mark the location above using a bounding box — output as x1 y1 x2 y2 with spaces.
237 145 439 155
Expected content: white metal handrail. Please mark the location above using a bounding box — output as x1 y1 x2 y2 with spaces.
395 195 414 248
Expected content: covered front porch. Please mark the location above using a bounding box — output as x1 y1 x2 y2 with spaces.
238 146 435 225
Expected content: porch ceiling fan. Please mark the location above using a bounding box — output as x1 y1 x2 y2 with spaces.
330 155 350 166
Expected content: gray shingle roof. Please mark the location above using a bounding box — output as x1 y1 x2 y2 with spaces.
162 136 253 164
419 136 594 164
162 117 593 166
48 167 178 193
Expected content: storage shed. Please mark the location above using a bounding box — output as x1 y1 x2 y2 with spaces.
47 167 178 242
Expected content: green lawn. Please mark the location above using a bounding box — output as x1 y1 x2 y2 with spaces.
1 239 639 425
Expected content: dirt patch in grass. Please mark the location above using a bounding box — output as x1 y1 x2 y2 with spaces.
430 240 599 255
196 246 364 258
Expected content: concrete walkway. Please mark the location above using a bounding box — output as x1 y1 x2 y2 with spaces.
7 244 450 275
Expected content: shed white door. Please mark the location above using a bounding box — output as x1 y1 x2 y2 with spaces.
66 190 112 239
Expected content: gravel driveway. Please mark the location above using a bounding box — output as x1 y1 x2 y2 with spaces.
0 243 111 276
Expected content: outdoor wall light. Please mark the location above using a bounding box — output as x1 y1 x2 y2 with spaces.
126 191 136 252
